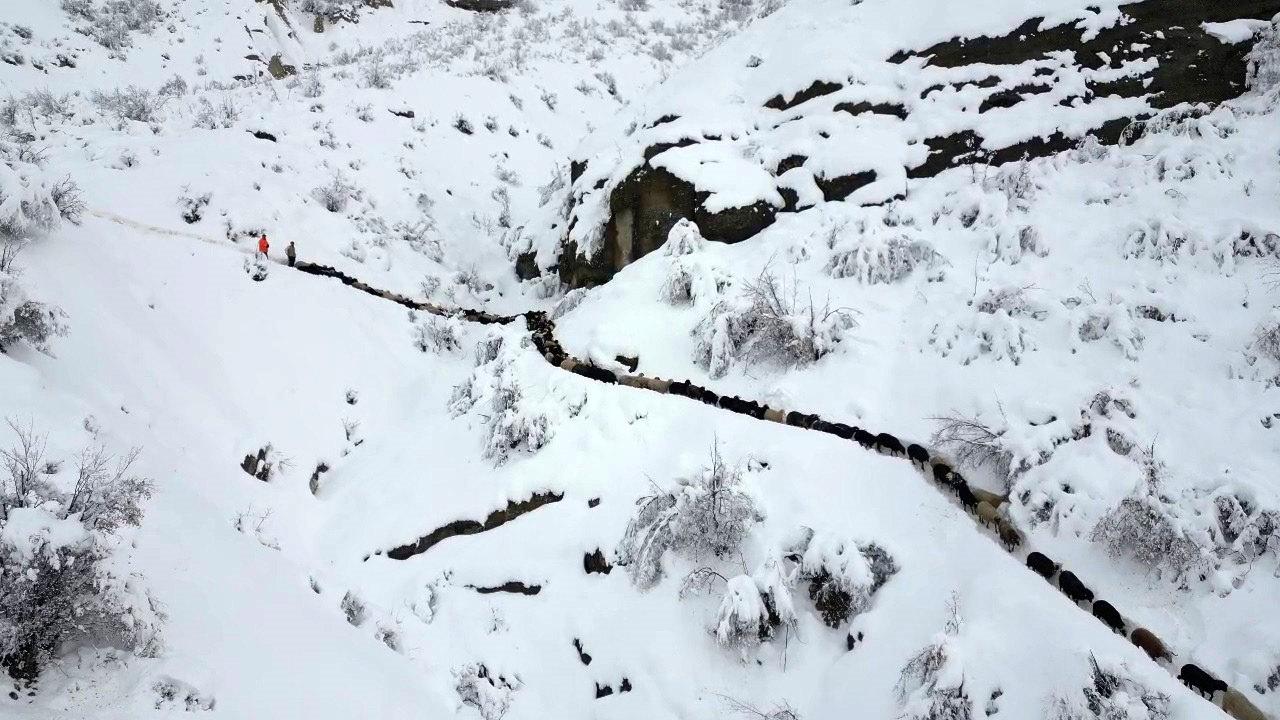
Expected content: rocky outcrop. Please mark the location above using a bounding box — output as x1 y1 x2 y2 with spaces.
445 0 516 11
558 162 777 288
552 1 1279 289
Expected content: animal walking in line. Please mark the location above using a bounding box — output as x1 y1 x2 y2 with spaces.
976 501 1000 528
1222 688 1267 720
1026 551 1058 580
1057 570 1094 605
1178 663 1227 700
1092 600 1124 634
1129 628 1172 663
907 443 929 466
874 432 905 456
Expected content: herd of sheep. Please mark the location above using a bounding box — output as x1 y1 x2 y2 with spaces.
292 262 1269 720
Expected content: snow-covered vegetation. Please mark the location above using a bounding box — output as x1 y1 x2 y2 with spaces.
3 0 1280 717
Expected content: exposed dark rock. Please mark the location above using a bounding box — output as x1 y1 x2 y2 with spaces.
776 154 808 174
445 0 516 10
570 159 588 184
389 108 415 119
515 250 539 281
573 638 592 665
249 129 278 142
764 79 844 110
587 497 601 508
814 169 877 203
595 683 613 699
646 114 680 128
977 83 1051 113
470 581 541 595
614 355 639 373
267 54 296 79
383 491 564 560
559 162 777 288
641 138 698 162
584 548 612 575
834 100 908 119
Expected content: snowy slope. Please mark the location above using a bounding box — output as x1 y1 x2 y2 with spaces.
2 0 1280 718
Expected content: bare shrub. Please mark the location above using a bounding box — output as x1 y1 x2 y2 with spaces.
826 235 943 284
928 413 1013 480
412 314 461 354
92 86 167 124
0 420 160 680
717 694 802 720
340 591 367 626
694 269 856 378
454 663 521 720
61 0 165 53
896 596 970 720
312 173 359 213
191 95 239 129
1048 655 1170 720
617 444 763 590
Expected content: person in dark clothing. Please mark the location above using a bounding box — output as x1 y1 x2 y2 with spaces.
286 241 296 267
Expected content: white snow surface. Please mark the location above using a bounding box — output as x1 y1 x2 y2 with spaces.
1 0 1279 718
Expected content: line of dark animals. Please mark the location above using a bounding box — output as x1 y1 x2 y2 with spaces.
1025 550 1264 718
293 263 1270 720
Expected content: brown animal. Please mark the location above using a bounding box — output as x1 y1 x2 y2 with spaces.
559 358 578 371
972 488 1006 508
976 501 1000 528
645 377 672 393
763 408 786 424
1129 628 1171 662
618 375 646 389
1223 688 1267 720
993 517 1022 550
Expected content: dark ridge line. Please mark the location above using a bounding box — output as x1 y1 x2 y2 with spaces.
375 491 564 561
468 581 542 595
287 260 1262 717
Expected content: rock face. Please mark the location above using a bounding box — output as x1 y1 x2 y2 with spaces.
558 164 777 288
552 1 1280 289
445 0 516 11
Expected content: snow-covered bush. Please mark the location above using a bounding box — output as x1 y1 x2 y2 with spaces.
0 421 160 680
826 234 943 284
449 334 582 465
1048 656 1169 720
975 286 1046 320
411 313 461 354
714 574 772 652
454 663 521 720
340 591 367 626
617 445 763 590
91 86 167 124
896 596 971 720
299 0 372 23
0 244 69 355
178 190 211 224
927 310 1034 366
191 95 239 130
787 529 898 627
312 173 360 213
1091 453 1209 584
1068 295 1144 361
61 0 164 54
693 269 856 378
1247 18 1280 93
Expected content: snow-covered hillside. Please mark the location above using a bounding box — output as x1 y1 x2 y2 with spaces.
2 0 1280 718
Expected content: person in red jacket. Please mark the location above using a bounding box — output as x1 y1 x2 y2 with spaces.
258 234 269 256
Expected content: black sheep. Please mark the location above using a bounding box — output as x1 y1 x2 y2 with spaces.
853 428 875 448
932 463 953 485
750 403 768 420
906 443 929 466
811 419 833 433
572 364 617 384
1092 600 1124 634
874 433 905 456
785 411 808 427
1178 663 1228 699
700 389 719 405
830 423 854 440
957 484 977 511
1026 552 1057 580
1057 570 1094 605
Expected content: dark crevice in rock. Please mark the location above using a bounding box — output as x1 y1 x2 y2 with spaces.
764 79 844 110
380 491 564 561
908 116 1137 179
775 154 809 174
641 138 698 162
977 83 1052 113
646 114 680 128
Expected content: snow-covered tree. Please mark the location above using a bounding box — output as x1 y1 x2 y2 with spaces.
617 444 763 590
0 420 161 681
794 529 898 627
896 596 971 720
453 663 521 720
1048 656 1170 720
693 268 856 378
